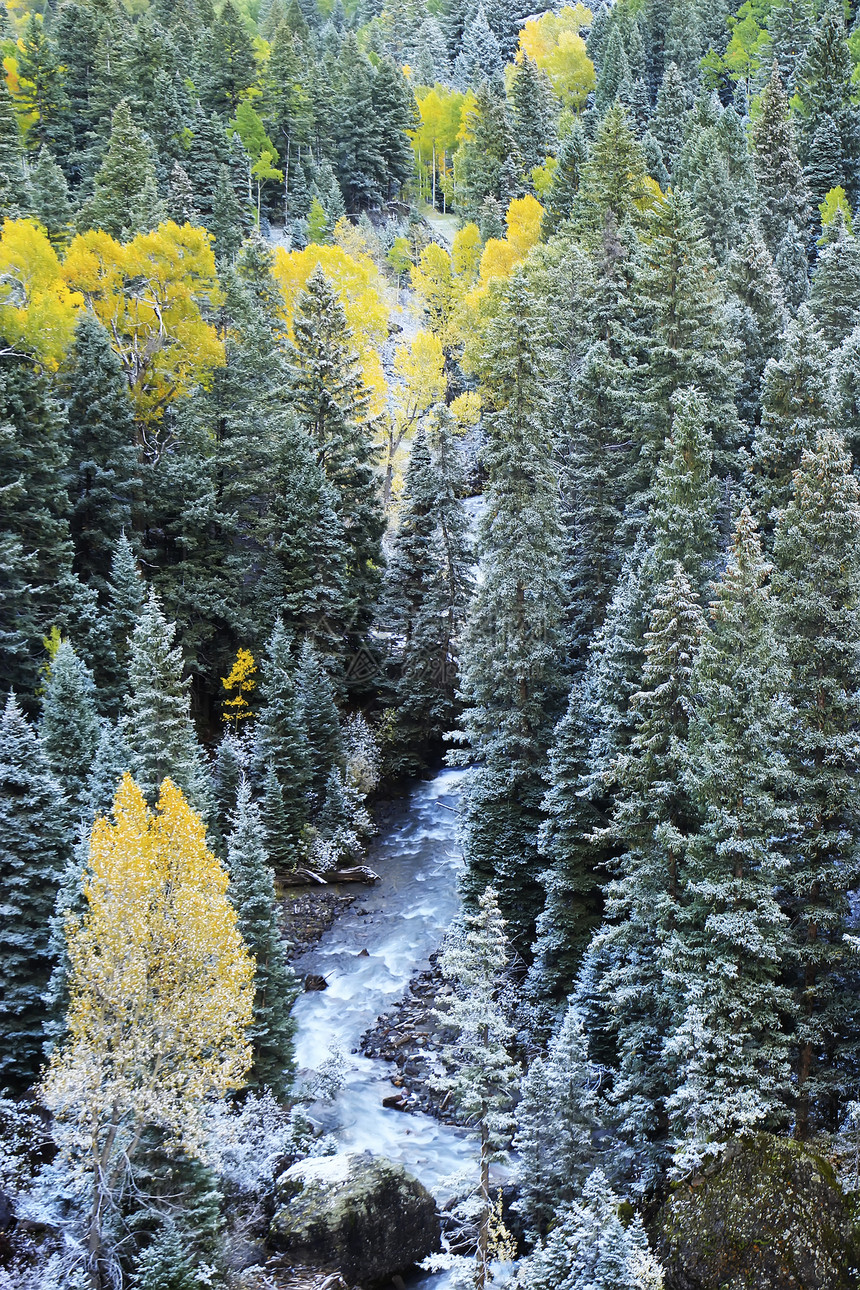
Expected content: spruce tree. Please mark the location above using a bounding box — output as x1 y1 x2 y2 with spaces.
725 222 787 428
253 619 311 840
752 62 809 255
514 1006 598 1233
809 219 860 348
748 305 830 530
64 312 140 598
381 408 473 770
213 728 248 834
227 779 298 1097
86 719 134 821
205 0 258 113
289 265 384 657
452 4 503 89
457 270 566 951
15 13 72 154
770 430 860 1136
0 694 70 1091
0 78 24 215
578 105 650 230
79 99 163 238
260 761 298 873
650 62 689 175
124 590 211 815
665 508 794 1163
294 639 343 804
543 121 587 235
510 55 556 180
40 640 99 818
107 532 145 676
28 147 72 246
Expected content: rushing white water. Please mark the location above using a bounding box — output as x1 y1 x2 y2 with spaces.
290 767 478 1196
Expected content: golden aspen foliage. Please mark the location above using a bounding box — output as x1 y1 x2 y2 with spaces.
451 222 482 284
382 329 446 504
410 240 460 345
272 241 388 415
450 389 482 429
222 647 257 726
62 221 225 438
504 193 544 258
0 218 83 365
41 774 254 1268
516 5 595 110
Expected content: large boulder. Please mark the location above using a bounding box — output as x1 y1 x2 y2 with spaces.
657 1133 858 1290
270 1152 441 1283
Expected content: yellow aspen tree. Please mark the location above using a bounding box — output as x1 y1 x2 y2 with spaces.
221 647 257 726
41 774 254 1288
382 329 445 506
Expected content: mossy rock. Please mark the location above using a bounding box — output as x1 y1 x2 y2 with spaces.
269 1152 440 1284
657 1133 859 1290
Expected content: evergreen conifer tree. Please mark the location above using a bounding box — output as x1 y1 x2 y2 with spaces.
381 409 473 769
544 121 587 235
86 719 134 821
253 619 311 840
511 55 556 179
80 99 163 238
294 639 344 804
40 640 99 818
809 219 860 348
453 4 503 89
665 507 794 1162
28 146 72 246
457 270 566 950
124 590 211 816
770 430 860 1136
227 779 298 1096
289 266 384 658
260 761 298 872
205 0 258 113
0 78 24 214
213 728 248 833
0 694 70 1090
725 223 787 427
748 305 830 529
514 1006 598 1233
64 313 140 598
650 62 689 175
752 63 809 255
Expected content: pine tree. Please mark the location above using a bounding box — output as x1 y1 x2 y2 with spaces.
770 430 860 1137
514 1006 598 1234
434 888 521 1290
167 160 200 224
260 761 298 872
752 63 809 255
381 408 473 769
455 80 510 219
80 99 163 238
28 147 72 246
294 639 343 804
124 590 211 816
64 313 140 599
15 13 72 154
0 694 70 1090
227 779 298 1097
107 532 145 675
594 23 631 113
213 728 248 833
578 104 650 230
253 619 311 840
40 640 99 818
0 78 24 214
665 508 794 1164
457 270 566 951
650 62 689 175
130 1222 199 1290
289 266 384 656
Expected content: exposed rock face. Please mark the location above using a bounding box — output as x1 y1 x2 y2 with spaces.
657 1134 858 1290
270 1152 441 1283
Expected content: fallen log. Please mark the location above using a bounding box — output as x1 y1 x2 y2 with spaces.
326 866 380 884
278 866 380 887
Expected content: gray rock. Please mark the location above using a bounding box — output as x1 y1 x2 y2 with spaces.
657 1133 859 1290
270 1151 441 1283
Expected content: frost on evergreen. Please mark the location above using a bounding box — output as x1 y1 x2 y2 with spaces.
515 1005 598 1234
227 779 298 1097
0 693 70 1090
517 1169 664 1290
124 589 212 817
86 719 134 822
253 619 311 841
770 430 860 1136
40 639 99 817
294 638 344 804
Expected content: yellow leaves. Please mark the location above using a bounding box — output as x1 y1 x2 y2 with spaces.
63 221 225 433
410 240 459 345
505 193 544 258
273 241 388 416
393 329 445 417
450 389 482 429
452 222 482 284
479 236 520 284
0 218 82 366
411 84 466 155
44 775 254 1138
222 648 257 726
516 5 595 110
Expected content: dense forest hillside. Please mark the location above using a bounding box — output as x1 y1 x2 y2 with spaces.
4 0 860 1285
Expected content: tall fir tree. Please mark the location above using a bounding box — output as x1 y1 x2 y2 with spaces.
124 590 211 816
751 62 809 256
0 694 70 1090
253 618 311 841
457 270 566 951
79 98 164 238
770 430 860 1136
40 640 99 818
294 638 344 804
227 779 298 1097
